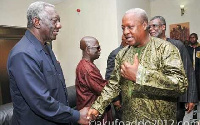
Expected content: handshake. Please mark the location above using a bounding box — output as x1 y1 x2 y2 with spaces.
77 107 100 125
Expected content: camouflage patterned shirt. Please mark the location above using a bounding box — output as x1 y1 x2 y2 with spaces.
91 37 188 124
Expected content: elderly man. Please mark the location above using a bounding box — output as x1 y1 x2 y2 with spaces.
7 1 89 125
75 36 112 125
149 16 198 123
87 8 188 124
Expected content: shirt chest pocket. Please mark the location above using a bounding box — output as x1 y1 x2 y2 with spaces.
45 70 59 90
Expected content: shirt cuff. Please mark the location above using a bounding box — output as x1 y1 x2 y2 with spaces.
70 109 80 123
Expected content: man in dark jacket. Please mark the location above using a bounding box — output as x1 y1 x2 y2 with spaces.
7 1 89 125
149 16 198 123
186 33 200 119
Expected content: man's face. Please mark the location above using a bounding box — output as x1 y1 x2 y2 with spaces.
149 18 164 38
121 13 146 46
40 6 62 42
87 41 101 60
189 35 198 44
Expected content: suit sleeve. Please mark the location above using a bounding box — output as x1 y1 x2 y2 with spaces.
178 43 198 103
8 52 80 123
105 51 116 80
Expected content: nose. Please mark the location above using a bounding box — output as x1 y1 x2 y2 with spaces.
123 27 130 35
56 22 62 29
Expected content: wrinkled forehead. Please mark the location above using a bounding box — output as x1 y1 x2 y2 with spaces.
149 18 161 24
44 6 59 18
87 40 99 46
122 13 143 25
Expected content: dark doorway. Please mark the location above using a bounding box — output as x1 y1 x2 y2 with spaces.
0 25 26 105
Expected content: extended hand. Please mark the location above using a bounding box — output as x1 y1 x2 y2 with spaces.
185 102 195 113
121 53 139 81
87 108 100 121
113 100 121 111
78 107 90 125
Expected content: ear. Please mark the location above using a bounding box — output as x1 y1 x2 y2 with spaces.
143 22 148 30
162 25 166 31
85 47 90 55
33 17 41 29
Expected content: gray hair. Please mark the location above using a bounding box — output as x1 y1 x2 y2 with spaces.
125 8 148 24
150 16 166 26
27 1 55 28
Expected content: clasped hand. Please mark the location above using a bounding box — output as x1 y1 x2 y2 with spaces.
120 53 139 82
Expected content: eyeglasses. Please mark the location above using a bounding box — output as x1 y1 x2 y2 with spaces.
148 24 164 29
87 45 101 50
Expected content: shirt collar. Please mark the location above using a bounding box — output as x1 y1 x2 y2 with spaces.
25 30 44 52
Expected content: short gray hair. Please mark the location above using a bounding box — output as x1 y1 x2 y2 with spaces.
150 16 166 26
27 1 55 28
125 8 148 24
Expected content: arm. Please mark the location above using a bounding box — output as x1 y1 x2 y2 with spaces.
89 53 122 115
85 69 108 95
9 52 80 123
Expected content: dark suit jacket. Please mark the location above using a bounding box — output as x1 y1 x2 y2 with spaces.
105 45 123 80
186 44 200 100
7 30 79 125
167 38 198 103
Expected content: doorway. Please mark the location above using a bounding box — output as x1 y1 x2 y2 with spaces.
0 25 26 105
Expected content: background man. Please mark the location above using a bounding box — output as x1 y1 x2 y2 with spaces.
105 34 128 80
149 16 198 123
7 2 89 125
186 33 200 119
75 36 112 125
87 8 187 123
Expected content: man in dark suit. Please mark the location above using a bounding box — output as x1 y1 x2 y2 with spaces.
149 16 198 124
7 1 89 125
105 34 128 80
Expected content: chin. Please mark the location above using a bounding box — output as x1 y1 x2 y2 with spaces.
128 41 136 46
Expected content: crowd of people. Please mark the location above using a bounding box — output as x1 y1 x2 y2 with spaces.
6 1 200 125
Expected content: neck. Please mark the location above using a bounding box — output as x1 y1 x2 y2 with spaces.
137 33 150 47
190 42 198 48
158 32 166 40
82 54 93 63
28 28 46 46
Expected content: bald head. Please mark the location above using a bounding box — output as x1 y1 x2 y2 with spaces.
80 36 98 51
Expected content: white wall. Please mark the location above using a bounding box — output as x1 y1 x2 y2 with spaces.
150 0 200 38
54 0 118 86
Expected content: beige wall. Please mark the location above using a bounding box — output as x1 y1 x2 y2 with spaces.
150 0 200 38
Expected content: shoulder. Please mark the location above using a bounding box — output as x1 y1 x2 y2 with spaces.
76 59 95 73
150 37 179 53
9 37 36 59
167 38 185 48
109 46 122 57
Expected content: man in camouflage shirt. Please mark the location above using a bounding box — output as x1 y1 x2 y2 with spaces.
87 8 188 124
